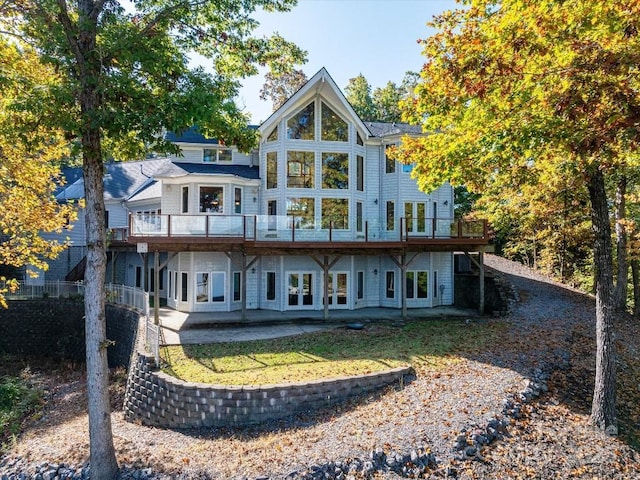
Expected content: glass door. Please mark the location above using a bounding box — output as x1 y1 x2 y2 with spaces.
324 272 349 309
287 272 314 308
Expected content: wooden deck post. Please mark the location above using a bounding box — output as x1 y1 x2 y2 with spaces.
143 253 149 291
154 250 160 326
323 256 329 321
401 252 407 322
241 253 247 322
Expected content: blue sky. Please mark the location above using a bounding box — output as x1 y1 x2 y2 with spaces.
237 0 458 123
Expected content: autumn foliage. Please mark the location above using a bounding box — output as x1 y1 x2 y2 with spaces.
0 39 77 306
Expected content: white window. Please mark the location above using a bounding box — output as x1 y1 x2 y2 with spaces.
211 272 225 302
406 271 429 299
203 148 232 163
200 186 223 213
233 271 241 301
196 271 226 303
234 187 242 214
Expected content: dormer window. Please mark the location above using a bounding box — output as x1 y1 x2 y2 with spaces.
321 102 348 142
203 148 232 163
287 102 315 140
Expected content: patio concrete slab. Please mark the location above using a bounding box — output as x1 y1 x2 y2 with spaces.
155 306 478 346
161 323 338 345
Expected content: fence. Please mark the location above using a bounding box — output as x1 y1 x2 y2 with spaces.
2 280 158 365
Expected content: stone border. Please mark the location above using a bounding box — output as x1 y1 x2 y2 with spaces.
123 349 414 429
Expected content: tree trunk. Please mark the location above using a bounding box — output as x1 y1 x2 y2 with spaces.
83 131 118 479
632 259 640 317
614 176 627 312
587 169 617 433
77 0 118 477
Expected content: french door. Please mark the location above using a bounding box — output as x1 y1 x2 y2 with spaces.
287 272 314 308
324 272 349 309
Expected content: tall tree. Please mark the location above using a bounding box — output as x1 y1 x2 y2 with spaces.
400 70 420 99
372 81 403 123
260 68 308 113
395 0 640 433
627 184 640 316
0 1 304 477
613 175 629 311
345 73 375 121
0 39 76 307
478 160 593 284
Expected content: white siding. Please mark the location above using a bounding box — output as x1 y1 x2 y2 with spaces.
364 144 383 239
171 147 202 163
259 256 281 311
431 252 454 306
170 146 253 165
160 183 183 214
106 201 129 228
41 209 86 246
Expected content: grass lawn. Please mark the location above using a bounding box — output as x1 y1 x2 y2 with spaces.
161 319 503 385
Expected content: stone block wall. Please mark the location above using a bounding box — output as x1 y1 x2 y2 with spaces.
124 352 414 429
105 304 143 368
454 272 512 315
0 299 141 368
0 299 86 362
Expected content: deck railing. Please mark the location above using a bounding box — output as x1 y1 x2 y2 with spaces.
129 213 488 243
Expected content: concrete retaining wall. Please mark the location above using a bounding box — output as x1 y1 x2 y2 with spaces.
124 351 414 429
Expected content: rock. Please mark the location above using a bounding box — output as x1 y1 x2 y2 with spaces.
43 469 58 480
361 461 374 475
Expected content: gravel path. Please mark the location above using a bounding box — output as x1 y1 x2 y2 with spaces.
2 254 639 479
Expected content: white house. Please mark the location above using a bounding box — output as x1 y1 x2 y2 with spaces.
49 68 488 318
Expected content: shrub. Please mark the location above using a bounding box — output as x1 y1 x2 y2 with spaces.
0 373 43 452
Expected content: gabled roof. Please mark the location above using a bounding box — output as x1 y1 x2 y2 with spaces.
364 122 423 138
259 68 372 137
154 162 260 180
165 125 258 145
56 158 172 202
127 179 162 203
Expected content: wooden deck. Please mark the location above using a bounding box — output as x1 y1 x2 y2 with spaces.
114 215 491 255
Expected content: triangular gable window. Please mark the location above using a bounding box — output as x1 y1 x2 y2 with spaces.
356 131 364 146
267 125 278 142
321 102 348 142
287 102 315 140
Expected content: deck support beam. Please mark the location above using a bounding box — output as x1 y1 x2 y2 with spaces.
389 252 420 323
311 254 342 321
153 250 160 326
